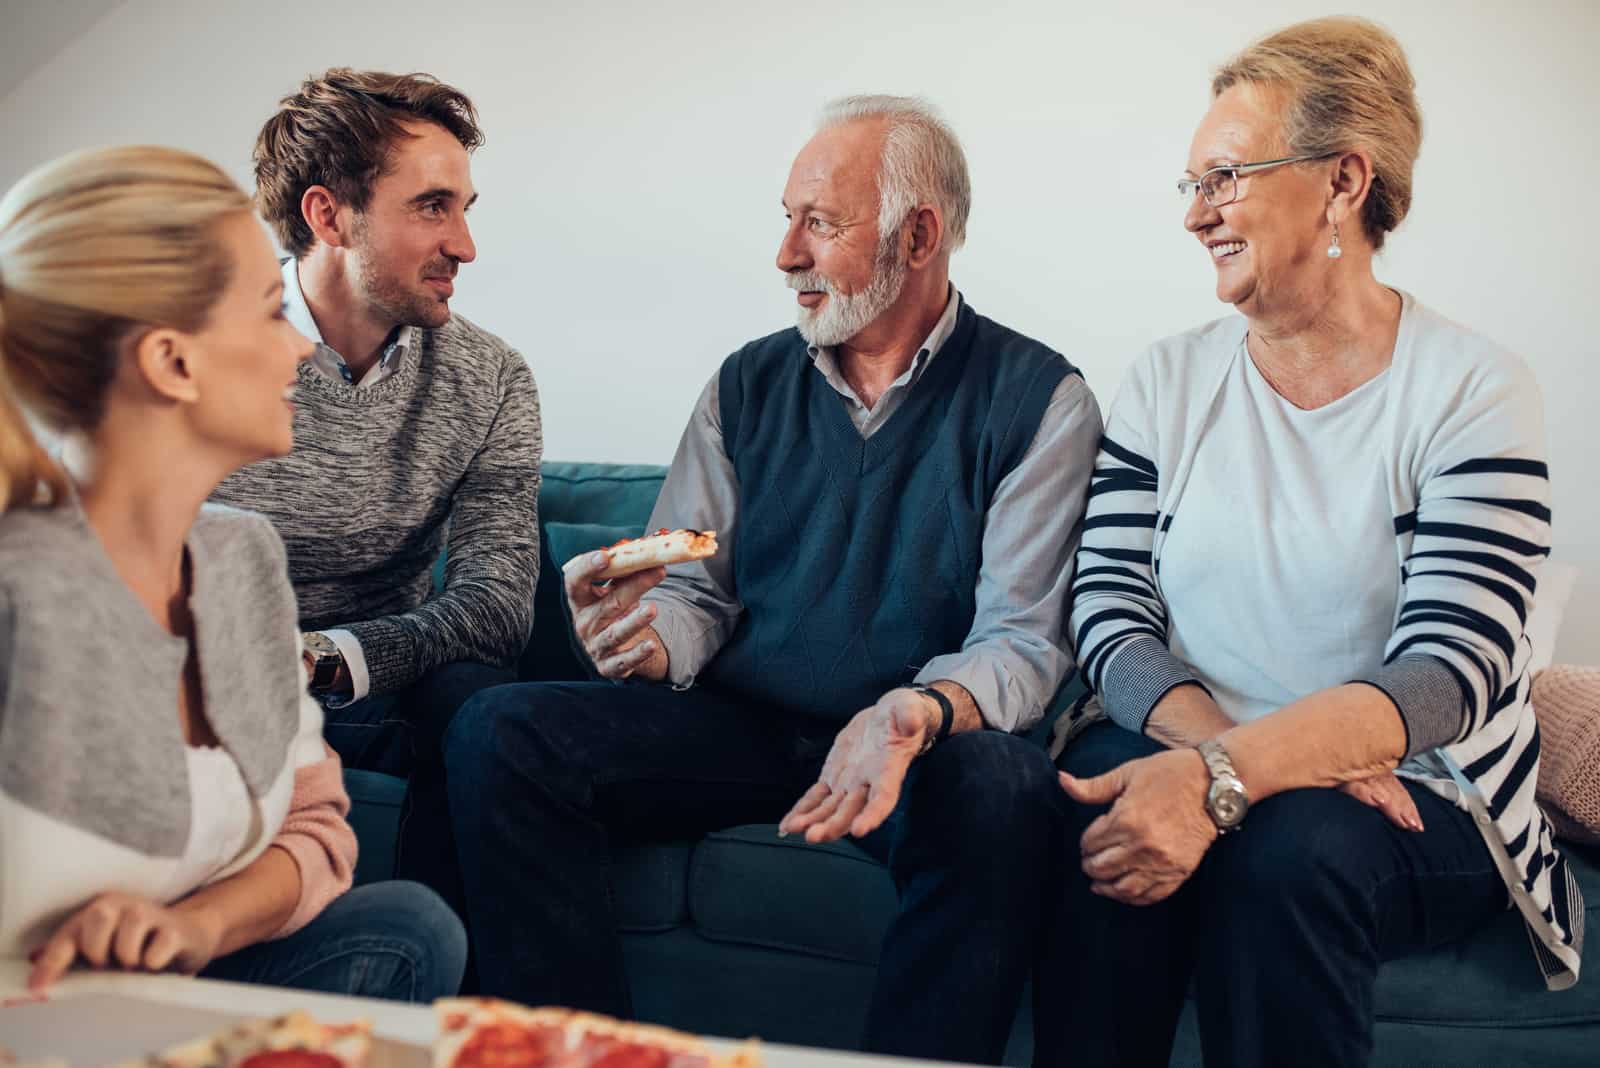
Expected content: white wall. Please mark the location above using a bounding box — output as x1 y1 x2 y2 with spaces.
2 0 1597 661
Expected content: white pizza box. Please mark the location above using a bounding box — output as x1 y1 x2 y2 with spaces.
0 992 429 1067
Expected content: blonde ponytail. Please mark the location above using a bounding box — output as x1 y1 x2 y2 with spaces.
0 146 251 515
0 297 67 511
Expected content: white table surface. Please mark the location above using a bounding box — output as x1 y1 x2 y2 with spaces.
0 960 933 1068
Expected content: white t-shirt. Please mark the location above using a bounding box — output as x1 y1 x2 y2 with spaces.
1160 344 1398 723
156 746 257 903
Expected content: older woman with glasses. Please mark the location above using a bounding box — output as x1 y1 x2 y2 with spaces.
1040 16 1578 1068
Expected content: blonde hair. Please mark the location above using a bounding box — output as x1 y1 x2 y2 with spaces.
1212 16 1423 251
0 146 251 512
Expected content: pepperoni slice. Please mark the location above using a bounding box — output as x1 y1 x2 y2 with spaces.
588 1043 671 1068
235 1053 344 1068
450 1022 565 1068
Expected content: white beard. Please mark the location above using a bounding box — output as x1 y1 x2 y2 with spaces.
788 245 908 348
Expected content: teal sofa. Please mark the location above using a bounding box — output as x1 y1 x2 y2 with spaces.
344 461 1600 1065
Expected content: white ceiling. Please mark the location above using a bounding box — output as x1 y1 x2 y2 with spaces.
0 0 125 101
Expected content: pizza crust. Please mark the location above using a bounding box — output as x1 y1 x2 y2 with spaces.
564 530 720 582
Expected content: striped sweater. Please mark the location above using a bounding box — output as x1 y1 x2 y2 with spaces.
1059 292 1580 989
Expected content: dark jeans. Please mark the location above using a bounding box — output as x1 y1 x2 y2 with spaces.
322 661 515 899
322 660 514 993
199 881 466 1002
1039 722 1509 1068
444 681 1067 1064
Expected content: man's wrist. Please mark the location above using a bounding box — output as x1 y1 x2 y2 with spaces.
301 631 348 696
911 686 954 755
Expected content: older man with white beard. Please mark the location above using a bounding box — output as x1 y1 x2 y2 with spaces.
443 95 1102 1064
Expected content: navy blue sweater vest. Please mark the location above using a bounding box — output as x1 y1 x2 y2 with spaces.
702 300 1073 722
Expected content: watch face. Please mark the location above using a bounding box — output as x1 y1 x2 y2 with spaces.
1209 780 1248 829
303 632 338 658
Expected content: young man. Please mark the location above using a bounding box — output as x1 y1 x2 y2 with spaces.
212 69 541 916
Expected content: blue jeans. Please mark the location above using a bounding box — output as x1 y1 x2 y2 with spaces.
199 881 466 1002
444 681 1066 1064
1038 722 1508 1068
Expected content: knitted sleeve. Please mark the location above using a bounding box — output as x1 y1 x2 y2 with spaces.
344 353 542 695
1067 350 1208 734
1356 353 1550 755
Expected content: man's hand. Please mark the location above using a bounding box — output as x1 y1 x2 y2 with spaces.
565 551 668 681
779 688 936 844
1059 748 1218 906
28 892 223 990
1341 772 1424 831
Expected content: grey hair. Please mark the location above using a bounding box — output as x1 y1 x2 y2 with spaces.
816 94 971 254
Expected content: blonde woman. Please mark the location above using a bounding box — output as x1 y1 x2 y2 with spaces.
1047 17 1574 1067
0 146 465 1000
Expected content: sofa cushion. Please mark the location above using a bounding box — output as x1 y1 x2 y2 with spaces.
612 842 693 932
539 463 666 527
342 769 406 886
686 824 898 964
544 521 643 575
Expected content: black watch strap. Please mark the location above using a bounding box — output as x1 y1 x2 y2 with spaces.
302 632 344 693
915 686 955 753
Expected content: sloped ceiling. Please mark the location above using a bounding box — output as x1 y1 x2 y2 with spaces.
0 0 126 101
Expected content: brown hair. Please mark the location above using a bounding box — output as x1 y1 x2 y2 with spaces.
254 69 484 258
1212 16 1423 251
0 146 251 513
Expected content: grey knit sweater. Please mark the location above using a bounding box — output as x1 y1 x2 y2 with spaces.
212 312 542 697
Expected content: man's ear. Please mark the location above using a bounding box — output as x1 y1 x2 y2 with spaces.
905 204 945 270
301 184 353 250
131 327 200 405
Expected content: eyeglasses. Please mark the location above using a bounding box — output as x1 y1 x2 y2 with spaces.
1177 153 1338 208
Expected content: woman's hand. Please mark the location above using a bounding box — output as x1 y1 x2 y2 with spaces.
1340 772 1424 831
1059 748 1219 906
28 892 223 990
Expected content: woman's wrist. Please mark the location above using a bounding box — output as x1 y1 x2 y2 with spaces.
170 897 226 961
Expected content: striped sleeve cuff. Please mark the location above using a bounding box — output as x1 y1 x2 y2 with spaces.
1354 654 1468 756
1099 635 1208 734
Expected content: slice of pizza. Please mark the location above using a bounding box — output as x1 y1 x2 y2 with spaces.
434 1000 761 1068
565 529 720 582
113 1011 372 1068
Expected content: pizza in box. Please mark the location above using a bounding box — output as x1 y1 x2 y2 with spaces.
435 1000 761 1068
111 1010 372 1068
90 1000 759 1068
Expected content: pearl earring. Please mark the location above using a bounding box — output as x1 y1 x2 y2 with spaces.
1327 223 1342 260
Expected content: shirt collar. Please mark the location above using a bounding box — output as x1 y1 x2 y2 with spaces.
806 284 961 369
806 285 962 404
281 258 415 379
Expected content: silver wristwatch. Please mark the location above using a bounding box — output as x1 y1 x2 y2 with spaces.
1196 739 1249 834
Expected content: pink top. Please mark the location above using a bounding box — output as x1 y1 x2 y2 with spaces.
267 743 358 938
